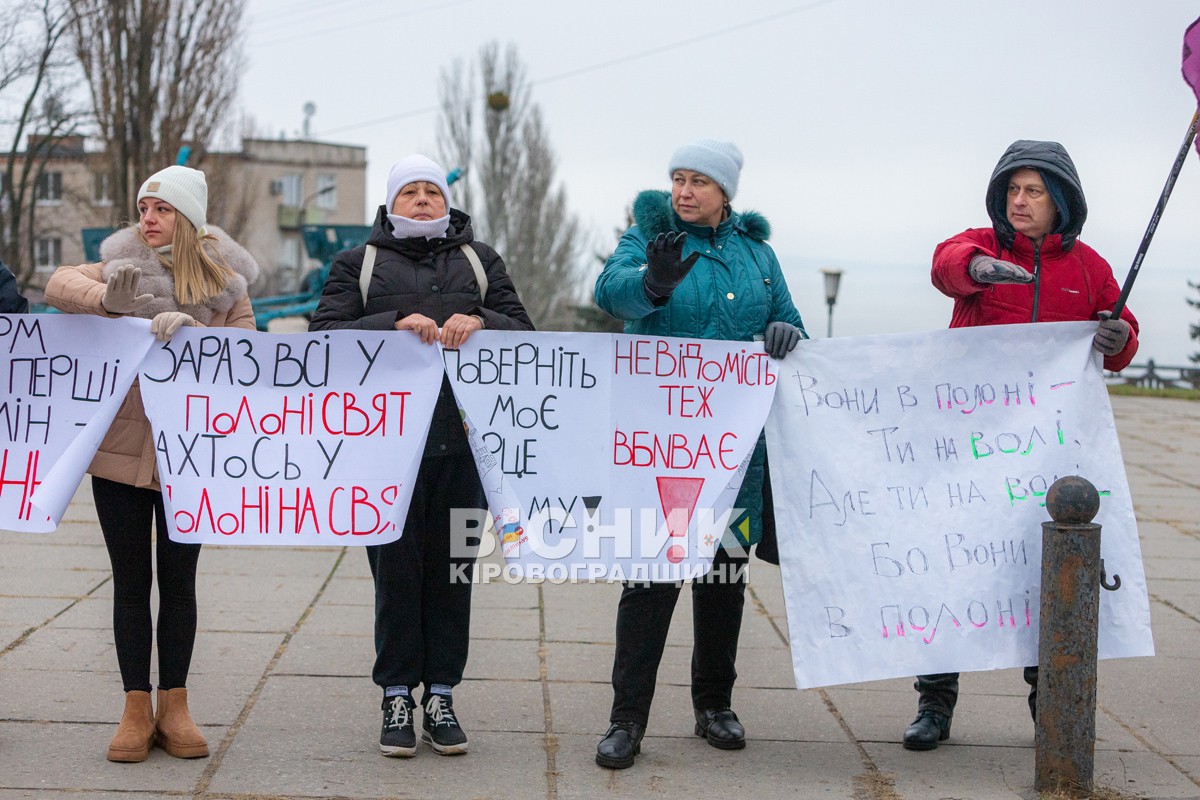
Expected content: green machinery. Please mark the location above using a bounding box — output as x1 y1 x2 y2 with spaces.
250 224 370 330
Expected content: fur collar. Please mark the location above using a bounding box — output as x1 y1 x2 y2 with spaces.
631 190 771 242
98 226 259 325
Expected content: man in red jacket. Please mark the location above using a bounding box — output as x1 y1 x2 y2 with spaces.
905 139 1139 751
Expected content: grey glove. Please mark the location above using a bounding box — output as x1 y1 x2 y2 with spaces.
150 311 196 341
764 321 802 359
1092 310 1130 356
643 231 700 298
102 264 154 314
968 254 1033 285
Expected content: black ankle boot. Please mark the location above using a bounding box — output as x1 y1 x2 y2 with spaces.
694 708 746 750
596 721 645 769
903 710 951 751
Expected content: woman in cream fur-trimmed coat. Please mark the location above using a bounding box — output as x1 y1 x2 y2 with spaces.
45 165 257 763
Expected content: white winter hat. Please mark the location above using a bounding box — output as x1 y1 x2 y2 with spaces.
667 138 744 201
385 155 449 212
137 166 208 234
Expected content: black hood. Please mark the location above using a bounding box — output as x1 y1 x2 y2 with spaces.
985 140 1087 252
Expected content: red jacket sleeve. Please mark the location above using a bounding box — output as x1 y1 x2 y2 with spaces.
931 228 1001 300
1100 312 1139 372
1086 250 1139 372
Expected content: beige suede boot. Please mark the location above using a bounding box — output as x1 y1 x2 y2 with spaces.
154 687 209 758
107 690 155 762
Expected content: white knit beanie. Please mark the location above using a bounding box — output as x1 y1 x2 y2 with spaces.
667 138 744 201
137 166 208 234
385 155 450 212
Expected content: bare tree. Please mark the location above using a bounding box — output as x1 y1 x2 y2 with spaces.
577 210 632 333
69 0 245 221
437 42 587 331
437 58 475 221
0 0 83 284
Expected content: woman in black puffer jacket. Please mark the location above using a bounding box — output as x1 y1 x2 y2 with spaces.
310 154 533 758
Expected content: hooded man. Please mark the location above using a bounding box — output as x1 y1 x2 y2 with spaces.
931 139 1138 369
905 140 1140 752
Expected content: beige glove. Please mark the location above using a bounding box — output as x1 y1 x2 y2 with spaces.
150 311 196 341
102 264 154 314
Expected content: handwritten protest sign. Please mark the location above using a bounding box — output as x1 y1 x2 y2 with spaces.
766 322 1153 690
1 315 153 532
139 327 443 546
444 331 778 582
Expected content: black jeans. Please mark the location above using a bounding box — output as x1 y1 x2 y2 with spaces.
91 476 202 693
367 452 483 696
609 547 749 727
915 667 1039 719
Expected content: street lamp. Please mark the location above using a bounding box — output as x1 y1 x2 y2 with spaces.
291 184 337 288
820 268 843 338
298 184 336 227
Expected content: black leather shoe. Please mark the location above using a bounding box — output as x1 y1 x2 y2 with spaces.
596 721 645 769
902 710 951 751
694 708 746 750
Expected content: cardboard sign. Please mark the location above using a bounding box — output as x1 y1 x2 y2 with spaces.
139 328 443 546
1 315 152 532
445 331 778 582
766 322 1153 689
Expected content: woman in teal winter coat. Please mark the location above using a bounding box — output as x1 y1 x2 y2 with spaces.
593 138 807 769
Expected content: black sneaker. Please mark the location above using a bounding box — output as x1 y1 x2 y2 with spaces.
421 692 468 755
379 693 417 757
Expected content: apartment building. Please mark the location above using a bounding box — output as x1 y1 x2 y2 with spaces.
6 135 367 299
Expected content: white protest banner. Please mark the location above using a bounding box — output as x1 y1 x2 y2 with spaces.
1 314 154 532
766 322 1153 690
138 327 443 546
444 331 778 582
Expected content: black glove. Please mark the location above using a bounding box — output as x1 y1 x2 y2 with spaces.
969 254 1033 285
764 321 802 359
643 231 700 299
1093 310 1130 356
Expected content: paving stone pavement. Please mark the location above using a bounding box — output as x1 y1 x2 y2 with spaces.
1 395 1198 800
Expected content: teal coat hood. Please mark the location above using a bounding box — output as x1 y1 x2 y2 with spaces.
593 190 807 547
595 190 803 342
632 189 772 243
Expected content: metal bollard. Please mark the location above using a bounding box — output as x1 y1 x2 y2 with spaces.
1034 475 1103 794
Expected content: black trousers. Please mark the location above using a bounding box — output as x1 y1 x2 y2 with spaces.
609 547 749 727
366 452 483 696
915 667 1039 719
91 476 202 693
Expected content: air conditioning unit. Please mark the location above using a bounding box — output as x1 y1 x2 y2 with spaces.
268 179 284 196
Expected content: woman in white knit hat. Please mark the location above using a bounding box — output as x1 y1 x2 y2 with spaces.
310 154 533 758
45 164 259 763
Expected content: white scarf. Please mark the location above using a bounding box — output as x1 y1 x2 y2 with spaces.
388 213 450 240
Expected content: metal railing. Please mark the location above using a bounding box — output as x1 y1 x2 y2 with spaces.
1105 359 1200 389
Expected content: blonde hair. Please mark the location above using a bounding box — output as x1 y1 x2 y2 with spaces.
139 215 235 305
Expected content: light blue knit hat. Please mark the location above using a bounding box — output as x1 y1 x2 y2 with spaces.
667 138 744 200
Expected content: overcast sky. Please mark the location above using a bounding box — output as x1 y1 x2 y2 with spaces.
241 0 1200 366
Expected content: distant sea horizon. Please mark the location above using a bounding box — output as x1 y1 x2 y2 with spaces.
779 255 1197 369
